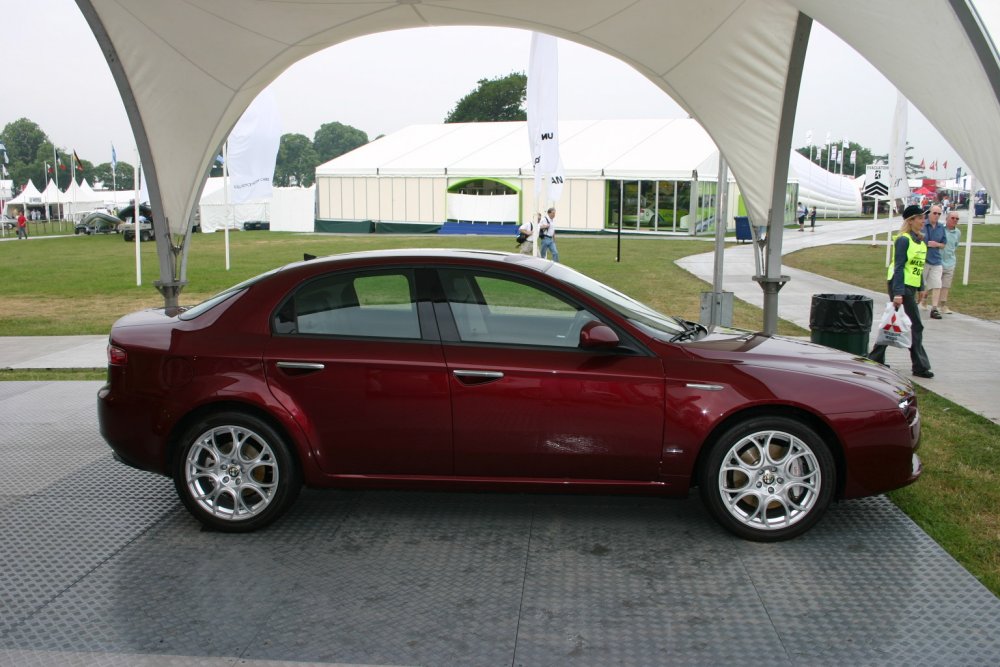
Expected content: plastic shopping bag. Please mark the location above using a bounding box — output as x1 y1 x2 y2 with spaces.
874 301 912 349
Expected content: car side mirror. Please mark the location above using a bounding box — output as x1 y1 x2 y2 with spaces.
579 320 620 349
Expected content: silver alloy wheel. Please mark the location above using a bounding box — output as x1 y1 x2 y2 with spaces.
184 425 279 521
717 429 822 531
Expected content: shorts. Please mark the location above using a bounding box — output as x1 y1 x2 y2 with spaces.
941 265 955 289
922 263 943 290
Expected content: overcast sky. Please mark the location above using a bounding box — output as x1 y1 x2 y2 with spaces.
2 0 981 179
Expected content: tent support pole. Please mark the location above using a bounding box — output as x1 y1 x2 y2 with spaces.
758 12 811 335
75 0 186 309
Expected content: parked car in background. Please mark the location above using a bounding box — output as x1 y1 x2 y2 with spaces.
0 214 15 231
118 203 155 242
98 249 922 541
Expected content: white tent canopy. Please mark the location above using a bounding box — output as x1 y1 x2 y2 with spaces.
4 180 43 215
317 119 720 180
41 179 64 206
75 0 1000 321
198 177 316 233
318 118 860 216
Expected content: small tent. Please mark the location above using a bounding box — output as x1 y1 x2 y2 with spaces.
198 177 315 232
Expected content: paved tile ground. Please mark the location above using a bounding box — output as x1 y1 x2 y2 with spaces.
1 381 999 666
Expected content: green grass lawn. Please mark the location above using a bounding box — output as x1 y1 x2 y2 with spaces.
2 225 998 597
0 231 806 336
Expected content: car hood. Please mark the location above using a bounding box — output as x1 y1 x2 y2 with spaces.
672 327 911 394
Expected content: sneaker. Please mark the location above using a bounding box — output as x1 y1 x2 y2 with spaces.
930 308 942 319
941 306 953 314
913 370 935 379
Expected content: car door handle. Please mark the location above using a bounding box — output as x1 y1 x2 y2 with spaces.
276 361 326 372
452 369 504 385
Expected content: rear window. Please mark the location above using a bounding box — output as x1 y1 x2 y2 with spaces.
178 268 280 320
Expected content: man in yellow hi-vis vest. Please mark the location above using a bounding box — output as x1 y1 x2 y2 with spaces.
868 204 933 378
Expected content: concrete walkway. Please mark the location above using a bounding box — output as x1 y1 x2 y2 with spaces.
678 218 1000 424
3 219 999 425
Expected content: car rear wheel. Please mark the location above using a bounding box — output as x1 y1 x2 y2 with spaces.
700 416 835 541
174 412 301 532
139 230 152 242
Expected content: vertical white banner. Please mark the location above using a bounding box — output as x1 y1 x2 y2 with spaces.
227 89 282 204
889 90 909 202
527 33 560 203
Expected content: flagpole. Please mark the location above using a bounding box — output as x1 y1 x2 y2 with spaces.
134 151 142 286
224 142 231 270
962 173 975 286
70 152 78 233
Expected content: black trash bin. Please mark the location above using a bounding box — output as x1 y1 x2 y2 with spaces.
809 294 873 356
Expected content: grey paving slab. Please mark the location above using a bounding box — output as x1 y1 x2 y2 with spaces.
0 335 107 369
1 382 999 666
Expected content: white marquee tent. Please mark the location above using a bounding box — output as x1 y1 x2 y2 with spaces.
3 180 44 216
199 177 316 233
316 119 861 229
75 0 1000 329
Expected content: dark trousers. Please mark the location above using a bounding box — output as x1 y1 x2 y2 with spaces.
868 282 931 373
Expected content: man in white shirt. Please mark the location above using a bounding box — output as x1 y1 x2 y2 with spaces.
539 207 559 262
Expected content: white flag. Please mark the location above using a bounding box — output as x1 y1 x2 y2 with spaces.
548 156 565 202
805 130 813 146
527 33 560 202
227 89 282 204
889 90 909 201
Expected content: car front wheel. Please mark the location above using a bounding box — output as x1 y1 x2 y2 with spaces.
174 412 301 532
700 416 835 541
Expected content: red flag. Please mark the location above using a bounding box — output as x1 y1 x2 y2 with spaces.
930 160 937 170
919 159 926 169
46 163 53 174
59 160 66 171
73 150 84 171
943 160 948 170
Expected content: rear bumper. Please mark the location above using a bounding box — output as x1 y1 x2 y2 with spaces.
97 384 171 476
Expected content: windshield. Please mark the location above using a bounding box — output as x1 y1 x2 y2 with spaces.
547 263 686 336
178 267 281 320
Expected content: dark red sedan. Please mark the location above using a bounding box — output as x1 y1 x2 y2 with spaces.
98 249 921 541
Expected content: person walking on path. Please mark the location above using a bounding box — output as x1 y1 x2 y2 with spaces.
797 201 806 231
809 206 817 231
938 210 962 314
517 214 536 256
16 210 27 239
539 207 559 262
868 204 933 378
917 205 947 318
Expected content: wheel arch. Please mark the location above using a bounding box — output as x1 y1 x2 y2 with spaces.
691 404 847 498
165 399 305 481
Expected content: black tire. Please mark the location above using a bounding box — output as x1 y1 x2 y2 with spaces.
699 416 835 541
174 411 301 532
139 230 152 242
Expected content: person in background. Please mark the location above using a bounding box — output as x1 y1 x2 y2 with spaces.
797 201 806 231
539 207 559 262
938 211 962 314
517 214 536 256
916 204 947 319
16 209 28 239
868 204 933 379
809 206 817 231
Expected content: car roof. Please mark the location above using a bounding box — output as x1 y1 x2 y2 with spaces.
280 248 553 274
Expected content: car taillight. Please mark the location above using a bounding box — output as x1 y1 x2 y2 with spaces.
108 345 128 366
